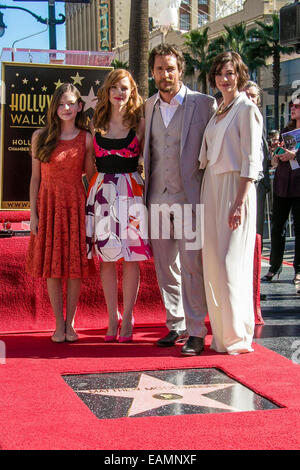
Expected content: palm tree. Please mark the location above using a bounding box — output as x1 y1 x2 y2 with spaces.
246 14 294 130
184 27 210 94
111 59 129 70
208 23 246 59
207 23 264 78
129 0 149 99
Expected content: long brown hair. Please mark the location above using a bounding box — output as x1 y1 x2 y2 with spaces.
93 69 144 133
34 83 85 163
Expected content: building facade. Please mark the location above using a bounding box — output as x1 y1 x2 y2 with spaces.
65 0 297 131
65 0 131 52
65 1 246 52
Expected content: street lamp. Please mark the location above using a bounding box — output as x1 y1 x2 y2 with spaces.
0 3 65 49
0 11 6 38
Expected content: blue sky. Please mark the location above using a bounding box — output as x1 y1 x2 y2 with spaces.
0 0 66 51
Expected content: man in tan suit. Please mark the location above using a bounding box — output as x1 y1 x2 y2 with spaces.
143 44 216 355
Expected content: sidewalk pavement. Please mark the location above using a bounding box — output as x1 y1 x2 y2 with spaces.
255 241 300 363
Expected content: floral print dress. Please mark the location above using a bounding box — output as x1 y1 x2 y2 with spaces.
86 129 152 262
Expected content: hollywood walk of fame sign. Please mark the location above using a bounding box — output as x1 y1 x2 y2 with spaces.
0 62 112 209
63 368 279 420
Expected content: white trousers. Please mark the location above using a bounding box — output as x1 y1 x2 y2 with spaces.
201 168 256 354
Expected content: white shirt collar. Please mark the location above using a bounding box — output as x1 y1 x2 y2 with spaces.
154 83 186 106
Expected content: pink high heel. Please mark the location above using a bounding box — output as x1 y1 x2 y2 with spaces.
104 313 122 342
118 316 134 343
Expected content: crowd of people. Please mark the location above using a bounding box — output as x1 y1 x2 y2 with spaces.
25 44 299 354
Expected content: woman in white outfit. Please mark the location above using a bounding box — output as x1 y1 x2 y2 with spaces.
199 52 263 355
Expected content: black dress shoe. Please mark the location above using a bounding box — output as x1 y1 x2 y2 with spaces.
181 336 204 356
157 330 188 347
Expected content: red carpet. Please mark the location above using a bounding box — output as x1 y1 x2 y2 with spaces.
0 237 165 333
0 234 263 333
0 224 299 449
1 328 300 450
0 210 30 222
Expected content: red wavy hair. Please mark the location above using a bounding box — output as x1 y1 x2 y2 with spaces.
93 69 144 133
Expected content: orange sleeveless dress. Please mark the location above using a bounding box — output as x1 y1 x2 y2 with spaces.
26 130 93 279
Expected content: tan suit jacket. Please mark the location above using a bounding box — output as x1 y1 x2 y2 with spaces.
143 87 216 208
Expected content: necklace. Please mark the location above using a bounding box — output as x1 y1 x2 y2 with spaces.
216 94 240 116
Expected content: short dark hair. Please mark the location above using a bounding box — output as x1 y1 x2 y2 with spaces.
209 51 249 90
148 44 185 74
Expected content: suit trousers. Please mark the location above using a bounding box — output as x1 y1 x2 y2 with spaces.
270 195 300 275
147 190 207 338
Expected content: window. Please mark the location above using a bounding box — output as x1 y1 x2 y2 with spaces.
266 104 275 133
180 13 190 30
198 0 208 4
198 13 208 26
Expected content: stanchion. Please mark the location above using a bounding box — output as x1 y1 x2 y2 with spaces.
253 233 264 324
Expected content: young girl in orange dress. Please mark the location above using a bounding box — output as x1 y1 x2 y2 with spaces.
26 83 95 343
86 69 152 343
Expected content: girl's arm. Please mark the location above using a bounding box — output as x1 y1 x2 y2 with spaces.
84 131 96 183
29 131 41 235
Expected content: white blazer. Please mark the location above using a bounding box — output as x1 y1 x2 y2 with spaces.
199 92 263 179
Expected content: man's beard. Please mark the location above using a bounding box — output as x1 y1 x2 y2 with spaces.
156 79 177 94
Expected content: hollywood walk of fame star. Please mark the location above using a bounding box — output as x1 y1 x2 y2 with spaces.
71 72 85 86
81 87 97 112
54 79 63 89
77 373 241 417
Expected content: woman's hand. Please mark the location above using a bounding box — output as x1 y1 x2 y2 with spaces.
137 164 144 175
228 203 243 231
271 154 279 167
278 149 296 162
137 155 144 176
30 213 39 235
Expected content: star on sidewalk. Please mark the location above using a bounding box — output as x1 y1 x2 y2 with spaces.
77 373 240 417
